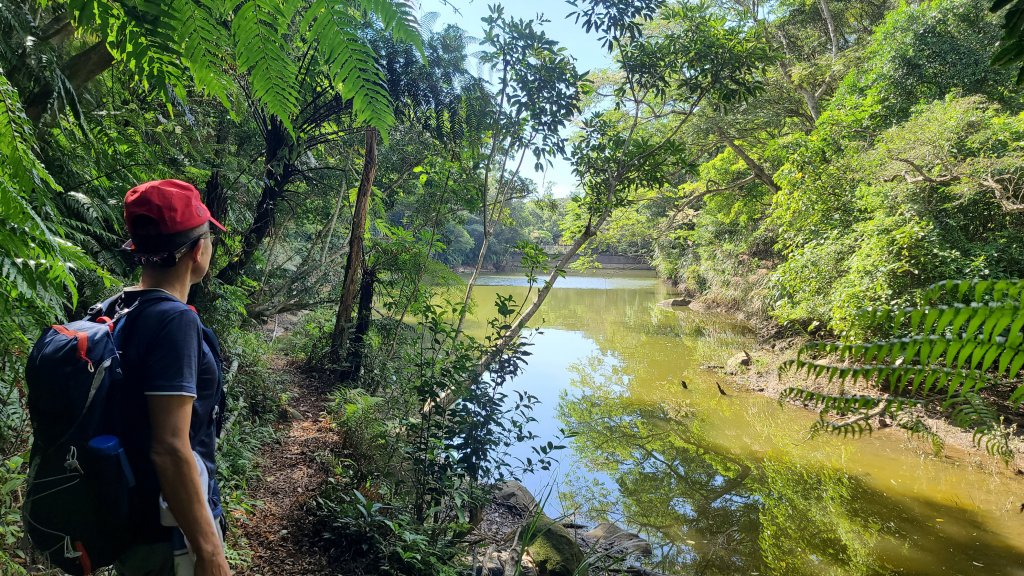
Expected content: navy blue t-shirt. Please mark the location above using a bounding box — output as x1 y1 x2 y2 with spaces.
113 289 223 543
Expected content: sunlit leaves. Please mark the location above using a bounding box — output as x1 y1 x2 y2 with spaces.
0 67 93 333
304 0 394 135
63 0 423 137
479 5 584 171
566 0 664 51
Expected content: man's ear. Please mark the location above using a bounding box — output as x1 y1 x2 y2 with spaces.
191 239 205 263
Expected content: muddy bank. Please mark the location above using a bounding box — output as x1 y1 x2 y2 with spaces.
697 315 1024 471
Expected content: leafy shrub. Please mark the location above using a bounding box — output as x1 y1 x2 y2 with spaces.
311 486 464 576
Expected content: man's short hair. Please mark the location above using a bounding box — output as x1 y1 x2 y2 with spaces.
128 218 209 268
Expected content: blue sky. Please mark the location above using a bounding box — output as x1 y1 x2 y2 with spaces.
417 0 614 198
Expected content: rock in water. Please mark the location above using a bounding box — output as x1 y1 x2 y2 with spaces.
582 522 653 557
524 517 584 576
724 351 752 375
656 297 692 308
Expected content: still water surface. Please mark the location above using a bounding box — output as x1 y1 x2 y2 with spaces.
466 272 1024 575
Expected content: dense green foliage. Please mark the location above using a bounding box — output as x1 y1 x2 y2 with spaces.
635 0 1024 338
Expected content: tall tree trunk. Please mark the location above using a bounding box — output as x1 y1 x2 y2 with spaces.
329 127 379 370
25 40 114 124
719 134 779 193
217 117 293 284
344 266 377 384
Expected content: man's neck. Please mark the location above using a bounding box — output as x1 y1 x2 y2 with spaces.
138 270 191 303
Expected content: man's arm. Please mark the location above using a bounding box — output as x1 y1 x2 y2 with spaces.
148 395 230 576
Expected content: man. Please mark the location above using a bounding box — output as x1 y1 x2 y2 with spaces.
112 179 231 576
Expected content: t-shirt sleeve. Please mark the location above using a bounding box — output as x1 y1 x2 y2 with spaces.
138 307 201 397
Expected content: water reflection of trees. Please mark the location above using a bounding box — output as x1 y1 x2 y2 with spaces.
558 356 883 576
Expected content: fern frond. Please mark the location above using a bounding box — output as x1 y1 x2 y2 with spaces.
355 0 423 51
304 0 395 135
781 388 920 415
923 278 1024 306
786 277 1024 460
173 0 234 107
69 0 189 96
797 335 1024 380
0 67 88 313
810 418 874 439
232 0 302 129
896 415 945 455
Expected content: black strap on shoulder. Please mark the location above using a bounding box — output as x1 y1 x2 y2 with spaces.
85 293 124 321
86 290 183 322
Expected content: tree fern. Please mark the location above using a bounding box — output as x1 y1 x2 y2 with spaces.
233 0 302 129
57 0 422 136
173 0 235 108
68 0 188 94
304 0 395 135
356 0 421 49
782 279 1024 460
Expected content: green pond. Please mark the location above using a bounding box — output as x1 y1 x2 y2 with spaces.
464 271 1024 576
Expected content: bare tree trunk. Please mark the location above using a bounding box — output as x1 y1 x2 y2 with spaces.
719 134 779 193
344 266 377 384
329 127 378 369
217 117 294 284
775 51 820 124
818 0 841 59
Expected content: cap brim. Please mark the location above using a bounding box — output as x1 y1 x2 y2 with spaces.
209 217 226 232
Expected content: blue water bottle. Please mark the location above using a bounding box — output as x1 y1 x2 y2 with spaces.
86 435 136 531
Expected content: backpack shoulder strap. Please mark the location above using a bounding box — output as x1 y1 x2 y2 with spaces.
85 293 125 322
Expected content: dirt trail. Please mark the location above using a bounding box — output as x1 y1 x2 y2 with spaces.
234 364 337 576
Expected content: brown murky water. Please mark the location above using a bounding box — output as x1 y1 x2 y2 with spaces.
466 272 1024 576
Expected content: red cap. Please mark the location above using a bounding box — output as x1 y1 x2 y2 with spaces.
124 179 226 235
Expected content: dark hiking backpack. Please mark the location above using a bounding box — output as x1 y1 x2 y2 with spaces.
21 294 163 575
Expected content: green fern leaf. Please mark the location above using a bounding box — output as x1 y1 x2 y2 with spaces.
355 0 422 50
232 0 302 129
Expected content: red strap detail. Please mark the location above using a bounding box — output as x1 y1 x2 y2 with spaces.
74 541 92 575
77 332 88 362
187 305 198 314
95 316 115 332
51 325 90 363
